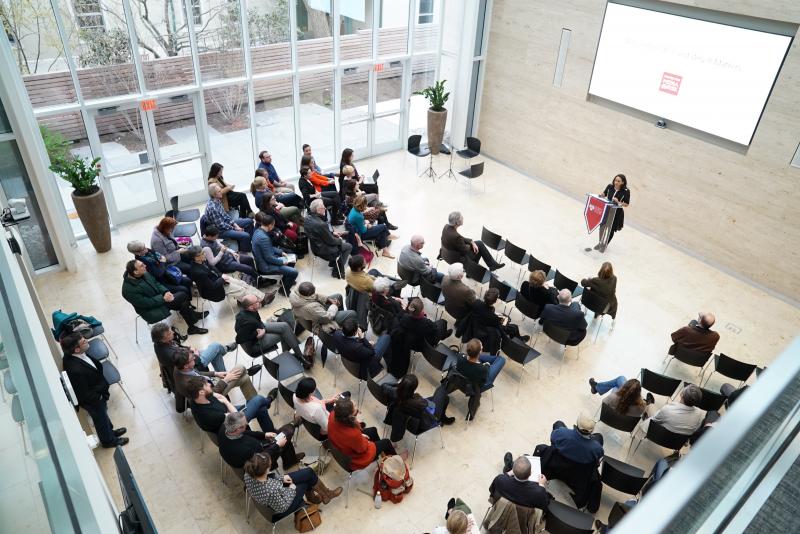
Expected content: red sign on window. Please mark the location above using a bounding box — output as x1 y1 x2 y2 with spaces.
374 63 385 72
659 72 682 96
139 99 157 111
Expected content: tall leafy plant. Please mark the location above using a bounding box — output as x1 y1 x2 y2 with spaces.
50 156 102 196
414 79 449 111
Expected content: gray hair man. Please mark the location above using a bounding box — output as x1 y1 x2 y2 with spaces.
538 288 587 345
217 409 301 469
441 211 504 271
441 262 476 315
187 245 268 304
398 234 444 284
303 199 352 278
234 294 309 366
645 385 705 435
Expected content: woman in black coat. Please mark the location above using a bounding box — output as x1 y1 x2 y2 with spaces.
388 374 454 442
389 298 452 377
462 288 529 355
596 173 630 251
519 270 558 312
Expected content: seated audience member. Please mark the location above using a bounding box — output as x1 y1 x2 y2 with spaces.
644 385 704 436
304 198 351 277
173 347 258 401
372 277 405 326
327 397 396 469
668 312 720 355
333 317 389 378
300 154 337 192
61 333 129 448
252 213 299 294
187 246 271 305
127 239 192 295
217 411 302 470
208 162 252 218
538 289 588 345
389 373 454 442
432 499 480 534
459 288 529 354
234 294 308 365
150 216 193 275
186 377 276 434
534 414 603 512
303 144 334 178
257 190 301 243
389 297 452 377
581 261 618 319
257 150 295 192
293 377 349 434
122 259 208 335
441 263 476 317
348 196 395 259
290 281 356 335
298 167 341 222
398 235 445 284
244 452 342 516
341 165 395 229
690 382 750 444
588 376 647 417
340 147 378 196
488 455 549 510
519 270 557 310
441 211 504 271
151 322 234 372
345 254 402 296
200 225 257 282
456 339 506 393
252 173 304 216
206 184 255 253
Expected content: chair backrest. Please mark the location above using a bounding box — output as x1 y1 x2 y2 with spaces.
318 330 341 355
278 382 295 408
601 456 648 495
170 195 180 212
489 275 514 301
470 161 484 178
345 285 370 331
444 301 469 321
302 419 326 443
527 255 551 276
481 227 503 250
599 402 642 433
501 336 533 365
205 430 220 446
503 240 527 265
553 270 578 293
419 277 442 305
101 359 121 385
324 439 354 472
695 385 726 412
645 420 691 450
580 289 609 316
673 344 712 368
514 292 542 321
248 488 279 524
367 378 394 407
463 257 488 284
439 247 462 265
715 353 756 381
396 263 420 286
545 500 595 534
262 356 280 381
640 368 682 397
407 134 422 152
543 322 572 345
341 354 369 381
466 136 481 154
422 341 455 371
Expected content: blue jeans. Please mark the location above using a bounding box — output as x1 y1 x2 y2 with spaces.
199 342 227 372
374 334 391 359
236 394 275 434
274 468 319 519
596 375 627 395
480 353 506 392
84 400 115 446
361 223 389 249
433 271 444 283
222 218 255 252
260 264 299 291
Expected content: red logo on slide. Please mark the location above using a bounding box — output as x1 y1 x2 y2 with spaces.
659 72 682 95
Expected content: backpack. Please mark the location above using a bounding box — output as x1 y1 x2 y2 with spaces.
63 318 93 339
372 454 413 504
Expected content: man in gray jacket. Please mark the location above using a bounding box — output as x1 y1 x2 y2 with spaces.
398 235 444 284
304 199 352 278
289 282 356 334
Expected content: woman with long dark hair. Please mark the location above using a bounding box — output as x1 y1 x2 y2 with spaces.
339 148 378 197
595 173 630 252
390 373 454 442
207 162 253 218
327 397 396 468
588 376 646 416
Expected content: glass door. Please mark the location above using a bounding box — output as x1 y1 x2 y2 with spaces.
340 64 372 157
372 60 405 153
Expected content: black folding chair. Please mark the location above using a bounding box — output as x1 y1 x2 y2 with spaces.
629 420 690 459
408 134 433 178
702 353 756 388
420 341 459 374
325 439 371 508
459 161 485 194
396 264 420 297
601 456 648 496
597 402 642 442
318 330 344 385
545 500 594 534
527 255 554 280
481 226 506 262
463 256 490 291
663 344 713 378
580 289 610 343
681 382 726 412
456 136 481 162
534 322 580 373
500 336 541 395
405 415 445 468
419 277 444 321
513 292 542 326
553 270 583 298
640 368 682 399
489 275 517 315
503 239 530 286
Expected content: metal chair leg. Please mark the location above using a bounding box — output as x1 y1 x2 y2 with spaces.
593 316 604 344
117 382 136 408
411 437 418 467
134 316 140 344
345 473 352 508
517 364 526 396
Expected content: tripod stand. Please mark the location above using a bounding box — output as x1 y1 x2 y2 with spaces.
439 143 458 181
419 152 437 181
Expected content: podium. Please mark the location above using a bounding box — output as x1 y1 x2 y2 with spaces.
584 194 620 251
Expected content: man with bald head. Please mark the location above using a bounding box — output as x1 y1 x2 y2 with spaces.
538 289 587 345
234 294 309 366
668 312 720 355
398 234 444 284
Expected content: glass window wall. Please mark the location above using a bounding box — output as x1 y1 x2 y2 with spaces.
299 71 335 168
205 84 252 189
254 77 296 179
296 0 334 67
248 0 292 74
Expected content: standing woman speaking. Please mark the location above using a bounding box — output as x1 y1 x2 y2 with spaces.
596 173 630 252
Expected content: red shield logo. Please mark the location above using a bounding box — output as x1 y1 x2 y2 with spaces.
584 195 608 234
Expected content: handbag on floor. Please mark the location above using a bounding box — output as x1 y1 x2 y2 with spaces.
294 504 321 532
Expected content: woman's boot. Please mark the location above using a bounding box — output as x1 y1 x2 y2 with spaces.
312 480 343 504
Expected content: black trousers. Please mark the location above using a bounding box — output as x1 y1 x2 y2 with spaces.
362 426 396 459
466 240 501 270
165 290 196 326
227 190 253 218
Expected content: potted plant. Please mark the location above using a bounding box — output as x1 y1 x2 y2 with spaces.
49 152 112 253
414 79 450 155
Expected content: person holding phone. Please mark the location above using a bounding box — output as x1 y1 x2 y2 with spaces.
595 173 630 252
217 411 303 470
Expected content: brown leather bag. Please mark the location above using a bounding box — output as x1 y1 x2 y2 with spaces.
294 504 321 532
303 337 316 368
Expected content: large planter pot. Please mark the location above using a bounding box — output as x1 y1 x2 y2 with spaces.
427 108 448 155
72 188 111 253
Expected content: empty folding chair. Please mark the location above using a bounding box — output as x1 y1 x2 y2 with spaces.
480 227 506 262
500 336 542 395
420 341 459 375
456 136 481 165
702 353 756 388
544 500 595 534
502 240 530 286
396 264 420 297
101 359 136 408
318 330 344 384
534 323 580 373
489 275 517 315
419 278 445 321
580 289 611 343
600 456 648 497
527 255 554 280
553 270 583 299
459 162 485 194
639 368 682 399
463 257 490 293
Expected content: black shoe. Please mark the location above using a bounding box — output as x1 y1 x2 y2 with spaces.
258 278 278 288
331 269 342 279
261 292 277 306
192 311 210 321
646 392 655 405
447 497 456 517
443 328 454 339
113 427 127 437
589 378 598 395
102 437 129 448
267 387 278 403
187 325 209 335
519 335 531 343
503 451 513 473
247 364 262 376
440 415 456 426
491 263 506 271
386 223 398 231
225 342 238 353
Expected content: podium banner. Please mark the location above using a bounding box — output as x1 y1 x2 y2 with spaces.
584 195 609 234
